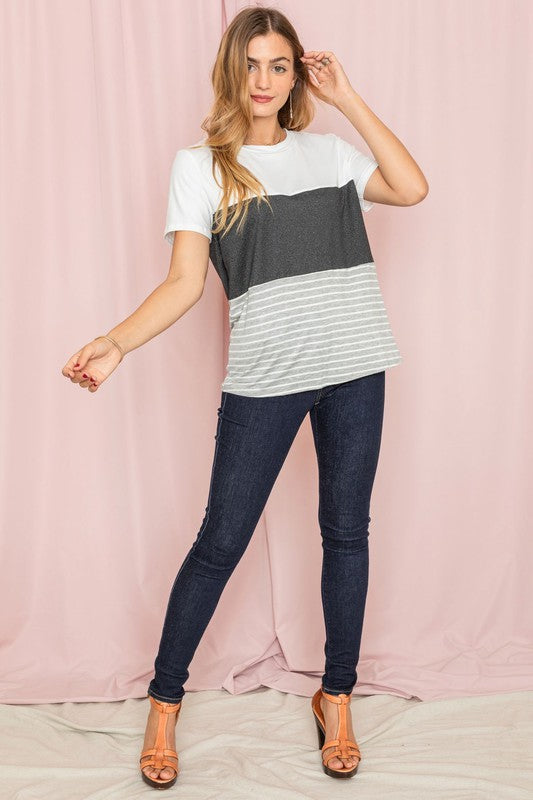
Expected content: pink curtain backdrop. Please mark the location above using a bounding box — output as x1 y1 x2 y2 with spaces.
1 0 532 704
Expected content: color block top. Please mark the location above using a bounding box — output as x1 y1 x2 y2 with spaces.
163 128 402 397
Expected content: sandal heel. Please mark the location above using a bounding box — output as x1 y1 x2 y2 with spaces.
314 715 326 748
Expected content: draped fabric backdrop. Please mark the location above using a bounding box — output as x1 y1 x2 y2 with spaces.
1 0 531 704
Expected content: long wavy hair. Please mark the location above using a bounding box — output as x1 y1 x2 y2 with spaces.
190 6 315 239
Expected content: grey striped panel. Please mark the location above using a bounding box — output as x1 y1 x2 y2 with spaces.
221 263 402 397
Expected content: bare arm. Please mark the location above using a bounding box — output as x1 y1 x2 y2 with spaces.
299 51 428 206
336 88 429 206
106 230 210 355
61 230 211 391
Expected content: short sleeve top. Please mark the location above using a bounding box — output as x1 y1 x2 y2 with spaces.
163 128 402 397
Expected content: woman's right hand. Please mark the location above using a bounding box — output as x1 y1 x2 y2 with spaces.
61 337 123 392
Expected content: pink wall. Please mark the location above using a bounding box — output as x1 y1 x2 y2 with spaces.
1 0 531 703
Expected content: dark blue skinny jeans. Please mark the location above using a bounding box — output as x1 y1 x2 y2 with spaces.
147 369 385 702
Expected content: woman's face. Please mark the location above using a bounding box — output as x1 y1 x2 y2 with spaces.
246 32 296 120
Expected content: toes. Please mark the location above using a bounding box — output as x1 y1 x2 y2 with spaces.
160 767 175 779
143 766 175 781
328 756 357 770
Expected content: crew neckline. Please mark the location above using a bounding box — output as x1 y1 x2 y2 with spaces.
240 128 294 153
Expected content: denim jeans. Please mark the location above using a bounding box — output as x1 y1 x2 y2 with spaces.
147 369 385 702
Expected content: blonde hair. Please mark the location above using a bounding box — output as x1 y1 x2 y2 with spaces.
190 5 315 239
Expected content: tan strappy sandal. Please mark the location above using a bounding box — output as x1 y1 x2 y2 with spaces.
140 695 181 789
311 687 361 778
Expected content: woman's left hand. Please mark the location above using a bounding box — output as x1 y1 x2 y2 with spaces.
300 51 354 107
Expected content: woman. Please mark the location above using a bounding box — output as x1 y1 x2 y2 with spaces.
62 5 427 789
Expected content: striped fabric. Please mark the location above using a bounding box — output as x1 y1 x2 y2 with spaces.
164 128 402 397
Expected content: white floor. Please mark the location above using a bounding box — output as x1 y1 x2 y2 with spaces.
1 687 532 799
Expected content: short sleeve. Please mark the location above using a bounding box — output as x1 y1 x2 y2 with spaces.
334 134 379 212
164 148 214 245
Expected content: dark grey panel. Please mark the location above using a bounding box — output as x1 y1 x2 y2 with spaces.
208 180 373 301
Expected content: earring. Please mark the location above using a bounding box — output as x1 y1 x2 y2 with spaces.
289 89 293 122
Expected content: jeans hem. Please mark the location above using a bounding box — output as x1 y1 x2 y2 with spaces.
321 684 354 695
147 688 185 703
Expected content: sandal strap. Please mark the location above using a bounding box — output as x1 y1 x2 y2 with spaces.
140 758 178 770
140 696 181 776
320 690 352 704
323 752 359 768
322 739 360 760
140 747 179 758
149 695 182 713
140 750 179 769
